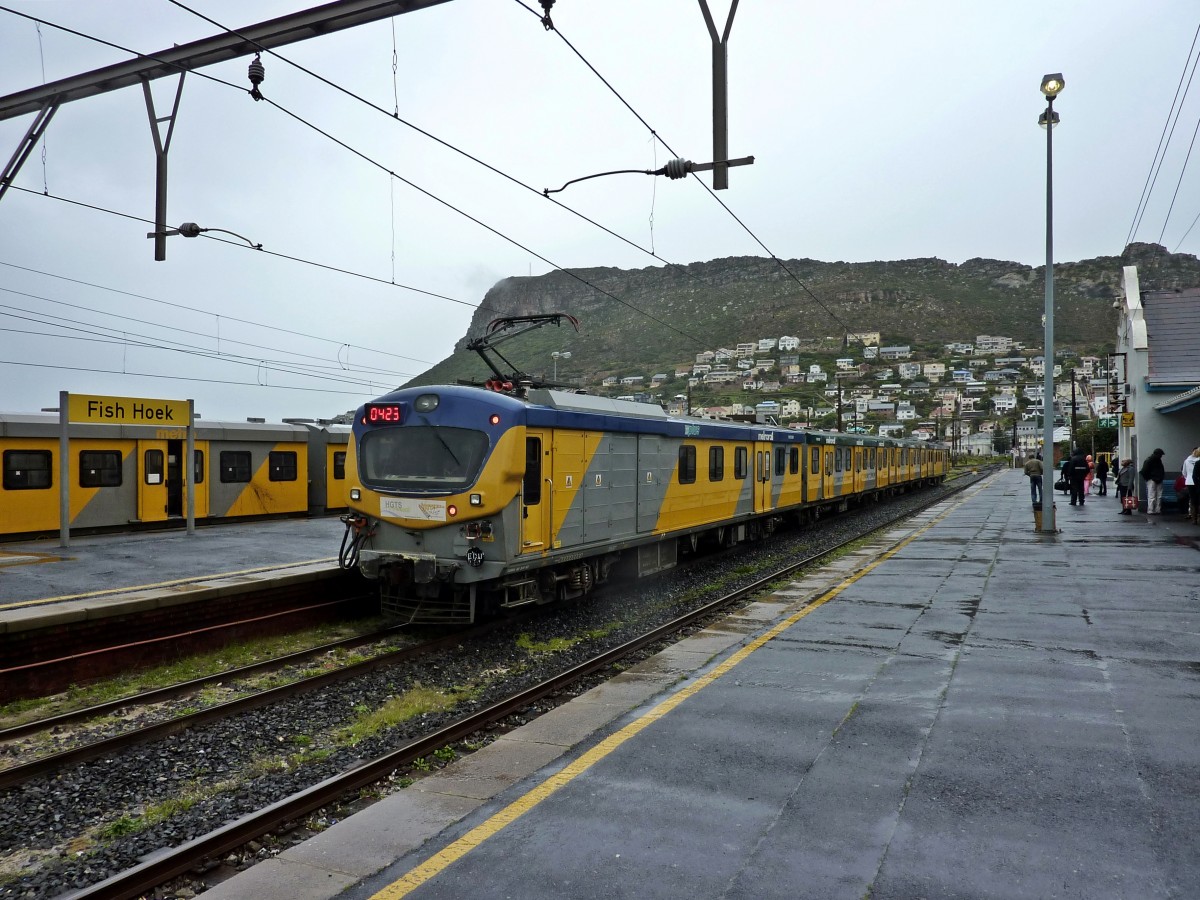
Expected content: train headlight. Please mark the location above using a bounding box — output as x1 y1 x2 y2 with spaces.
350 488 361 501
414 393 439 413
470 493 482 506
447 504 458 517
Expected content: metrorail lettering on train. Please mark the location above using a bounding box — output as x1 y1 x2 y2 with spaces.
85 399 176 421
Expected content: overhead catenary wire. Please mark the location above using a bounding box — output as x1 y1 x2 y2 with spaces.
510 0 857 337
37 1 706 348
0 257 433 367
0 304 403 391
0 357 382 396
160 0 781 348
5 184 479 316
1125 21 1200 249
0 284 420 381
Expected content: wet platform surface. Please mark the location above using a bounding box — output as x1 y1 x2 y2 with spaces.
51 475 1200 898
0 517 345 630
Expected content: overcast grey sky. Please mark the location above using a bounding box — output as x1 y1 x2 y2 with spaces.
1 0 1197 422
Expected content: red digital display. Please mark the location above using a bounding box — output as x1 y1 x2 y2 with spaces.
363 403 402 424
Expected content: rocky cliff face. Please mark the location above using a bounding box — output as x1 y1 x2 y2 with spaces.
411 243 1200 388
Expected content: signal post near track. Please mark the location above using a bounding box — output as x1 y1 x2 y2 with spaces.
58 391 195 547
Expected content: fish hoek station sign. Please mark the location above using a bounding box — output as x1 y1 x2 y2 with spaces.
57 391 195 548
67 393 189 426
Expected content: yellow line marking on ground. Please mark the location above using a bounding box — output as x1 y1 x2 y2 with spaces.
369 488 982 899
0 558 337 610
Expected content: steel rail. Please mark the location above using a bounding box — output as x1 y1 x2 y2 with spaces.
0 604 393 742
0 621 507 791
71 471 992 900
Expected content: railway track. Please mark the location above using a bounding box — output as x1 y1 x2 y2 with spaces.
31 469 992 900
0 623 501 790
0 575 369 701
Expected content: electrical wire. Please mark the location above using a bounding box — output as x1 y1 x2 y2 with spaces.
1156 110 1200 246
4 184 479 315
157 0 726 345
1125 21 1200 248
0 285 419 380
10 2 707 347
510 0 857 336
0 305 399 390
0 357 380 396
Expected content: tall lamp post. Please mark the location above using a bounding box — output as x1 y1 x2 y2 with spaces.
551 350 571 381
1039 72 1064 534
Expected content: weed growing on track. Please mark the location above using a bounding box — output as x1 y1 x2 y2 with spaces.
0 619 393 729
337 684 474 745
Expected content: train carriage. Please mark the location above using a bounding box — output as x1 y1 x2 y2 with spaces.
0 414 317 538
342 385 948 624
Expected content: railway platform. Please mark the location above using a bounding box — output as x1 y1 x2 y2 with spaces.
200 469 1200 900
0 516 347 634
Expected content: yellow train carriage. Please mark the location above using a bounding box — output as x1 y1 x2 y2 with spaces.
0 415 312 538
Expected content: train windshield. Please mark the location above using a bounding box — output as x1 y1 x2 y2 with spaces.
359 426 489 492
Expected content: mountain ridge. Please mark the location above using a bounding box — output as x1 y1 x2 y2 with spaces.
405 242 1200 389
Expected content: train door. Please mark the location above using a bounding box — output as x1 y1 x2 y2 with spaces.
138 439 169 522
753 441 772 513
808 445 823 502
166 439 184 516
520 432 549 554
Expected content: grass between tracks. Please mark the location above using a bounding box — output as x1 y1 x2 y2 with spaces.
0 617 393 730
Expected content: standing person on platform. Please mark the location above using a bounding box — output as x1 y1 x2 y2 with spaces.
1094 454 1109 496
1183 446 1199 524
1068 447 1089 506
1140 448 1166 515
1084 454 1095 495
1117 458 1136 514
1024 453 1044 505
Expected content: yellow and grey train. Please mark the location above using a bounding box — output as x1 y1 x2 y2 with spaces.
0 414 350 539
340 385 948 624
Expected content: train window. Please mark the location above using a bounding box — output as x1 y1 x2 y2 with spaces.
220 451 252 483
774 446 785 476
144 449 164 485
333 451 346 480
810 447 819 475
361 426 489 491
523 438 541 505
825 450 832 477
734 446 748 480
3 449 52 490
835 448 842 473
678 445 697 485
708 446 724 482
269 450 298 482
193 450 205 485
79 450 121 488
789 446 800 475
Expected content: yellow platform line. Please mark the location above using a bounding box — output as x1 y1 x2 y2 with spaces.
370 488 980 899
0 558 337 610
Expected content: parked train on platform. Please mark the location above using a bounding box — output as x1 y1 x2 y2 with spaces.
0 414 350 539
339 385 949 624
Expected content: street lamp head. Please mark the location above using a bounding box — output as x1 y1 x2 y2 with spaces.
1040 73 1065 98
1038 109 1060 129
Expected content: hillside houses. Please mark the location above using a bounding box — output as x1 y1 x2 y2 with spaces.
598 327 1102 451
